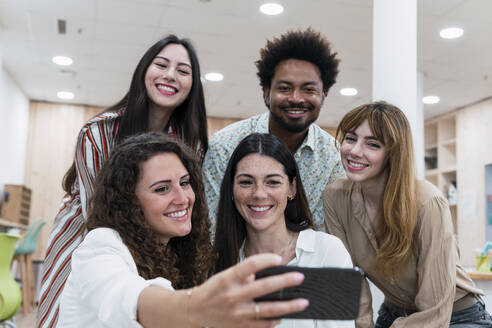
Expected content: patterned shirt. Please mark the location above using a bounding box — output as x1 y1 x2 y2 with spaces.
202 112 345 233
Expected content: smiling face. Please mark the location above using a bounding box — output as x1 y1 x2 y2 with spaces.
144 43 193 114
135 152 195 243
233 154 296 233
264 59 326 134
340 119 388 184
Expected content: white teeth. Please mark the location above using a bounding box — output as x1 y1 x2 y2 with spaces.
166 209 186 217
250 206 271 212
157 85 176 93
349 160 368 168
287 110 304 114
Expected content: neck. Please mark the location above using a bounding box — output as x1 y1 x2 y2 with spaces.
244 222 297 264
148 104 173 131
359 169 388 210
268 118 308 154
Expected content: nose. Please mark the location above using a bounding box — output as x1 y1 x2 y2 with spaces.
287 89 304 104
163 66 176 81
172 186 188 205
349 141 363 157
252 184 268 199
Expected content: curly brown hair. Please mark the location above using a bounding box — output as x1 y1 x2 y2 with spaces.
255 27 340 93
86 132 214 288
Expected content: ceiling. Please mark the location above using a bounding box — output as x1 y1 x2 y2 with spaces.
1 0 491 127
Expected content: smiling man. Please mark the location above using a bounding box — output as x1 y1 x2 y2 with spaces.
202 28 345 232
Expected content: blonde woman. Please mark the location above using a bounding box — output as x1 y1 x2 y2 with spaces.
323 101 490 327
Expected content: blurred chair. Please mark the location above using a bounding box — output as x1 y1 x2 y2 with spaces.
0 233 21 326
13 219 46 315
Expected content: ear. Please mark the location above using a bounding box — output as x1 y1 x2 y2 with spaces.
322 89 328 100
289 177 297 200
263 87 271 108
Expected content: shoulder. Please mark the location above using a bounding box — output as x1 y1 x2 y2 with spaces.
78 228 126 253
416 180 448 211
414 180 454 234
300 229 352 267
309 124 338 147
322 178 353 199
78 110 121 138
308 229 345 252
207 113 266 154
84 110 121 129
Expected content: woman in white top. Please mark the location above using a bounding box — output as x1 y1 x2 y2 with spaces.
213 133 354 328
58 132 309 328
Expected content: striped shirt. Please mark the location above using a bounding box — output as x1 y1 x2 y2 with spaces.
36 111 180 328
202 112 345 235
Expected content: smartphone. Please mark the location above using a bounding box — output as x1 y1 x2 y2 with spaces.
254 266 363 320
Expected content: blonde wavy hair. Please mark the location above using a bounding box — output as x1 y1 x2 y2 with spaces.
336 101 417 277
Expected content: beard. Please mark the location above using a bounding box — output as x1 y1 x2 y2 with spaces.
269 103 317 133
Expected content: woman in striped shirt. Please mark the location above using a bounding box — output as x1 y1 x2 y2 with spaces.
36 34 208 328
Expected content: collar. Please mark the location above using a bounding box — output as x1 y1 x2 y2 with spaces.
295 228 316 253
259 112 317 153
238 228 316 262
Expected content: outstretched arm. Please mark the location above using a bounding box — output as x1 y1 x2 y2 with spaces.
138 254 309 328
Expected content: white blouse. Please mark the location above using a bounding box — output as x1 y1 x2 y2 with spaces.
58 228 173 328
241 228 355 328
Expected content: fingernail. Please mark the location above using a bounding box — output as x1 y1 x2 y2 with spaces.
274 255 282 263
299 299 309 308
293 273 305 282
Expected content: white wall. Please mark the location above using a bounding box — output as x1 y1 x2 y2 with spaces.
0 49 30 184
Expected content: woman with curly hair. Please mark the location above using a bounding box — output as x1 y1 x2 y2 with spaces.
323 101 490 327
58 132 309 328
38 34 209 328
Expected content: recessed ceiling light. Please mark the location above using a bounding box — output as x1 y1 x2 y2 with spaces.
260 3 284 15
422 96 440 104
204 72 223 82
340 88 358 96
57 91 74 100
439 27 464 39
52 56 73 66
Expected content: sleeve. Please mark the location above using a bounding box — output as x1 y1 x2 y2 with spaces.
327 141 346 184
322 188 374 328
391 196 456 328
74 120 114 218
201 138 229 236
70 231 173 327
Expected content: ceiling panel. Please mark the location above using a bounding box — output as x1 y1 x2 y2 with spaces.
1 0 491 127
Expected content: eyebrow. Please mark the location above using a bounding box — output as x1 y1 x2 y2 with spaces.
149 174 190 188
154 56 192 69
275 80 320 86
235 173 285 179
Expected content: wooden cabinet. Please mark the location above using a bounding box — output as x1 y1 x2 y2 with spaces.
424 113 458 233
0 184 32 225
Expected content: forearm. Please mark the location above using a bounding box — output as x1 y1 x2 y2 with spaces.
137 286 198 328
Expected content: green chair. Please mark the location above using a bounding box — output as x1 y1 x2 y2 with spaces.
13 220 46 315
14 219 45 257
0 233 21 322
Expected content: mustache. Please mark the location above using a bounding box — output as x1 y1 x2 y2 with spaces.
279 102 314 110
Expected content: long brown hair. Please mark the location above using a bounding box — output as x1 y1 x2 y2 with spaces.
86 132 214 288
62 34 208 193
214 133 313 273
336 101 417 277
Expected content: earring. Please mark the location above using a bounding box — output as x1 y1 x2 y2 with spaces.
287 195 294 201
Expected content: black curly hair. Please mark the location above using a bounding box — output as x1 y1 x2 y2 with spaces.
86 132 214 289
255 27 340 93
